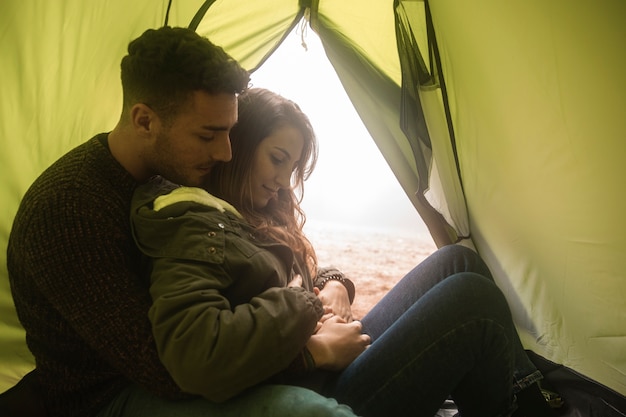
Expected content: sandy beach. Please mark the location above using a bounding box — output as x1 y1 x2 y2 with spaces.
304 221 437 319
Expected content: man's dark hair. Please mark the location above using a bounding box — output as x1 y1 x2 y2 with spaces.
120 26 249 122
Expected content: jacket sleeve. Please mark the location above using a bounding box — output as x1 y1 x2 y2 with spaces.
132 199 323 402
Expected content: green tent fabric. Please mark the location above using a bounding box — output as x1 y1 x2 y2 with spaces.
1 0 625 409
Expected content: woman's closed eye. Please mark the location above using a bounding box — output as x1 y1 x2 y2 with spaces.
271 154 286 166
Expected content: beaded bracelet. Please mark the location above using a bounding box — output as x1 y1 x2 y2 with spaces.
316 273 346 289
314 269 356 304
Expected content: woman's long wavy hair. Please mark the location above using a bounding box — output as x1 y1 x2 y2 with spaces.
207 88 319 274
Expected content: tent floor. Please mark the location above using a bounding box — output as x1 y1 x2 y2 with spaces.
434 352 626 417
528 351 625 417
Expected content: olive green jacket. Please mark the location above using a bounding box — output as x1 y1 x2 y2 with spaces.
131 178 324 402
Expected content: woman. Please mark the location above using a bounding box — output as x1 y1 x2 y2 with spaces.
131 88 552 417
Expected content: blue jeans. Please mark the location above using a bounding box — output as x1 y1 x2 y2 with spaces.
324 245 540 417
97 383 358 417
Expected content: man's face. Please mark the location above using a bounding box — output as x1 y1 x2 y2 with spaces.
148 90 237 187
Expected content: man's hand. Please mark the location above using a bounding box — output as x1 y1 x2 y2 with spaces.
306 316 371 371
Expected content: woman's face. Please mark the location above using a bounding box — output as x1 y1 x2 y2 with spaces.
250 126 304 209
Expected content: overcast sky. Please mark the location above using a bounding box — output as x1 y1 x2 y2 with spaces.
250 26 430 238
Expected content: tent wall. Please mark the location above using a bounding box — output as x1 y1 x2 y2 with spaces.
1 0 625 403
425 0 626 395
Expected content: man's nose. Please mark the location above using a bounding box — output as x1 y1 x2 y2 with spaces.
213 133 232 162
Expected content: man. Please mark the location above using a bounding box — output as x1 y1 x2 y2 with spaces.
6 26 356 417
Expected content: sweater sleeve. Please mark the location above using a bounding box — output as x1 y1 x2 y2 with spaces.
8 181 185 401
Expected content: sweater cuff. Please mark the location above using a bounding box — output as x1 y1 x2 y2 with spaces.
284 347 317 375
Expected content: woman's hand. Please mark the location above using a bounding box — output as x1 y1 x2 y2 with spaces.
318 280 353 322
306 316 371 371
288 274 303 288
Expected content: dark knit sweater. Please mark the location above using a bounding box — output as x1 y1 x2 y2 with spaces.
7 134 186 417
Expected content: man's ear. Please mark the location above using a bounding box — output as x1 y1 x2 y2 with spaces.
130 103 158 134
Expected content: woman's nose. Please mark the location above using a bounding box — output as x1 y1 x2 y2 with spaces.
276 168 292 189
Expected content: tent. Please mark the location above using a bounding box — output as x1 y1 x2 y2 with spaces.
1 0 625 415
